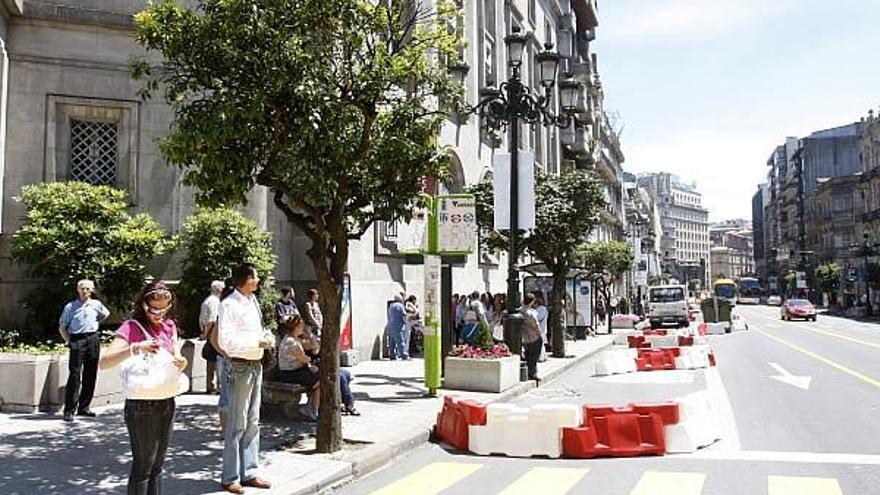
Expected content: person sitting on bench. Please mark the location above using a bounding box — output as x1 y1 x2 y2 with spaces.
277 315 319 421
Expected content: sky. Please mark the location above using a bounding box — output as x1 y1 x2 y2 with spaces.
593 0 880 222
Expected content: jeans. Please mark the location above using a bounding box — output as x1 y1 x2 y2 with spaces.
390 324 408 359
216 357 230 413
65 332 100 414
340 369 354 408
124 398 175 495
221 361 262 486
523 338 543 380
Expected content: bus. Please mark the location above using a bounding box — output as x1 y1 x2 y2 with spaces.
737 277 762 304
713 278 738 306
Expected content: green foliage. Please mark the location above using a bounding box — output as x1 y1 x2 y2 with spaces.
10 182 174 333
688 278 702 292
783 270 798 292
814 262 841 292
0 328 68 354
648 274 670 286
177 207 278 336
579 241 636 282
469 169 606 268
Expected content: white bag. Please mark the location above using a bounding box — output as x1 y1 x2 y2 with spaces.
120 320 189 400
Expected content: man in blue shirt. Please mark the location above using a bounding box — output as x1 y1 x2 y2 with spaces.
59 279 110 422
387 293 409 360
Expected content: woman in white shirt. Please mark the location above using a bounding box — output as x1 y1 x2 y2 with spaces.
277 315 320 421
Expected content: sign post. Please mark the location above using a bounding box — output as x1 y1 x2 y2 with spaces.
420 194 476 396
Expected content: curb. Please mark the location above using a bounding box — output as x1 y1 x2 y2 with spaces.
316 337 613 493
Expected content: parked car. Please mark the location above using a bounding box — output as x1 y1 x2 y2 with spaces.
781 299 817 321
766 295 783 306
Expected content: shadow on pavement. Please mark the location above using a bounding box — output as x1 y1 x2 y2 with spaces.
0 403 314 495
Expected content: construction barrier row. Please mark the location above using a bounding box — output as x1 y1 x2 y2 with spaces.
434 393 721 459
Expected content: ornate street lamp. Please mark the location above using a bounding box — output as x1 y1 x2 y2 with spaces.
453 26 583 381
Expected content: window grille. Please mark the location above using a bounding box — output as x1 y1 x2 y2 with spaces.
69 119 118 185
383 220 399 241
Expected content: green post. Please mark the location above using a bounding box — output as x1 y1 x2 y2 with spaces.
423 197 442 395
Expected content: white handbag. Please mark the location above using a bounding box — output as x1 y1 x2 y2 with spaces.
120 320 190 400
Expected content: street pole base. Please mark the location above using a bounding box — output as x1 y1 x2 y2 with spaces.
503 312 529 382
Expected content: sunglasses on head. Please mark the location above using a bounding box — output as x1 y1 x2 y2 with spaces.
143 303 172 316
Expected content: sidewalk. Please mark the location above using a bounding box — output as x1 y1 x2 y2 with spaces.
0 337 611 495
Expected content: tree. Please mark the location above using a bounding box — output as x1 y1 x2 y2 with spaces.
688 278 701 293
814 262 841 306
578 241 635 330
783 270 798 295
132 0 462 452
11 182 174 335
469 169 605 357
177 207 278 337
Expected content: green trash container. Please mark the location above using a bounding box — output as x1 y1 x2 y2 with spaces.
701 298 717 323
717 299 733 323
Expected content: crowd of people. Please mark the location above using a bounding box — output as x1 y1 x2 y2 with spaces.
56 264 358 494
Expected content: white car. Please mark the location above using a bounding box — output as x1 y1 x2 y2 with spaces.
766 295 782 306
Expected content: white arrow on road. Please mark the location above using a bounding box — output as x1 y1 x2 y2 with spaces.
768 362 812 390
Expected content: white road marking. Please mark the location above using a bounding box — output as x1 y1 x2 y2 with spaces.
691 449 880 465
703 367 741 451
768 362 812 390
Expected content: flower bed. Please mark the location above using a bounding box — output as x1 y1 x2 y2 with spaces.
444 344 519 393
447 343 511 359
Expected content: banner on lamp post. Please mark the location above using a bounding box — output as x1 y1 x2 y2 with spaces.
492 151 536 231
436 194 477 255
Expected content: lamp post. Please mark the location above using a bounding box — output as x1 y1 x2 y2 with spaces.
450 26 582 381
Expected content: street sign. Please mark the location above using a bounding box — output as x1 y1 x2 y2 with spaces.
396 203 430 254
492 151 536 231
436 194 477 255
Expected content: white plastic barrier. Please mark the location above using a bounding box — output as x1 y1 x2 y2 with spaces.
469 403 582 458
730 314 749 331
647 334 679 349
673 345 713 370
665 390 722 453
612 328 640 346
707 322 727 335
592 349 637 376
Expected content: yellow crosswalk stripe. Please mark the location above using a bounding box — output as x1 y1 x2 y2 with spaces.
497 467 590 495
629 470 706 495
368 462 483 495
768 475 844 495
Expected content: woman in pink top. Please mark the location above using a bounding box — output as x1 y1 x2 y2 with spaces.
99 281 187 495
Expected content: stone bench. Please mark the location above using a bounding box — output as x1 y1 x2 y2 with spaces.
261 381 309 420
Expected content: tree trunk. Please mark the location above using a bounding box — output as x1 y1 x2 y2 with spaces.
308 239 346 454
550 271 567 358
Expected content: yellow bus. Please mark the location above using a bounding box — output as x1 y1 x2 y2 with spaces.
713 278 738 305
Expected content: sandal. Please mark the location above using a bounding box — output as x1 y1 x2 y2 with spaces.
343 406 361 416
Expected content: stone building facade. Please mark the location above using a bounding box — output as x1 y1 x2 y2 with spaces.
637 172 709 287
0 1 614 359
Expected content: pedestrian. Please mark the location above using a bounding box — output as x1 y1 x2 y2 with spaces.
454 295 467 341
404 294 420 356
200 280 224 394
522 293 543 382
58 279 110 422
296 320 361 416
217 263 274 494
275 286 300 328
460 291 487 345
304 288 323 337
534 292 549 361
387 292 408 360
277 315 320 421
98 281 188 495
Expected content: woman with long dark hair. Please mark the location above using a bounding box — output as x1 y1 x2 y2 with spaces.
99 281 187 495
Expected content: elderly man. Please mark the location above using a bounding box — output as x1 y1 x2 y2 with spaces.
387 292 408 360
59 279 110 422
218 264 274 494
200 280 225 394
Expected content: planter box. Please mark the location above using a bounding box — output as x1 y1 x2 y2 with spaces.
0 339 209 413
443 355 521 393
0 353 59 413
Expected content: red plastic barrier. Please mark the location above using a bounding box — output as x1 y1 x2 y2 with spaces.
627 335 650 349
635 348 679 371
697 323 709 336
678 336 694 346
434 396 487 450
562 403 680 458
643 328 668 336
708 353 717 366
